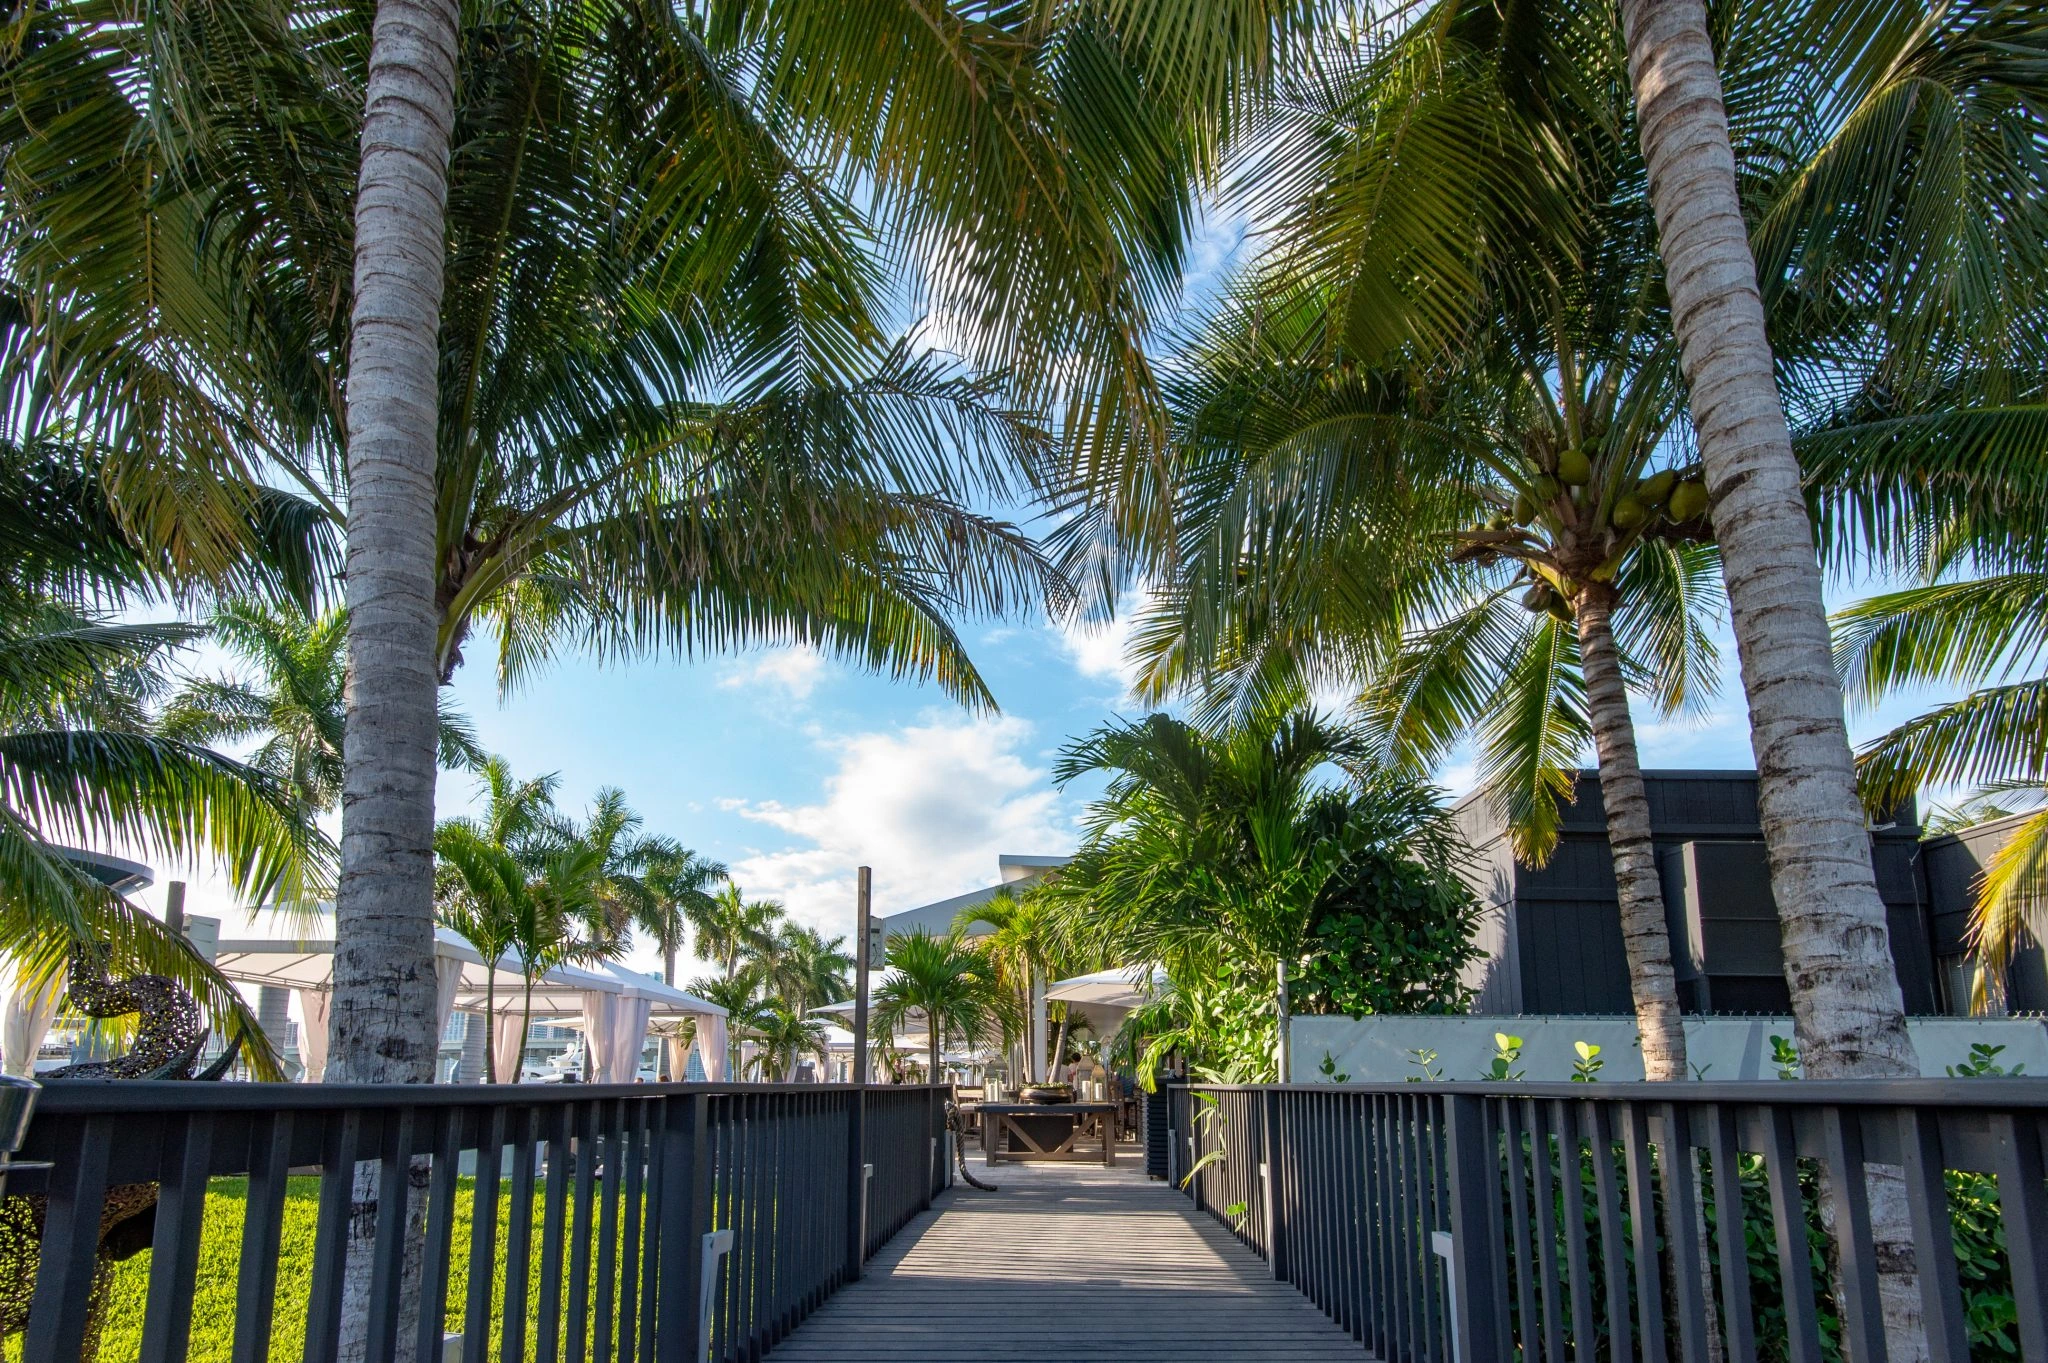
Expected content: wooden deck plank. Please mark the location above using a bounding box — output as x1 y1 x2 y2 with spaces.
765 1159 1371 1361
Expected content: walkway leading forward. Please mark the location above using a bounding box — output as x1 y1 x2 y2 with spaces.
767 1160 1371 1362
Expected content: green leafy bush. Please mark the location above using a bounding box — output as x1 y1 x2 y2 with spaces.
1295 848 1482 1018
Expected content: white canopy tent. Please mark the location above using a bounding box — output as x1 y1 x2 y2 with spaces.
211 932 726 1083
531 965 732 1082
1044 964 1166 1011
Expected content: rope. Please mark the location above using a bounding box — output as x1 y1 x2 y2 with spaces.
945 1101 998 1191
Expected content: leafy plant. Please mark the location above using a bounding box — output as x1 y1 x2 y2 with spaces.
1570 1041 1603 1083
1480 1032 1525 1081
1317 1051 1350 1083
1295 848 1483 1018
1771 1035 1802 1081
1405 1047 1443 1083
1948 1042 2024 1078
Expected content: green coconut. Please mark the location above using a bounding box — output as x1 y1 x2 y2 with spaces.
1668 480 1710 522
1530 474 1561 503
1639 469 1678 505
1555 446 1593 486
1546 594 1575 622
1511 492 1535 523
1610 494 1649 531
1521 583 1556 614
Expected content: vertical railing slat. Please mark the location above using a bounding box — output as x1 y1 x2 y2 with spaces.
1991 1111 2048 1363
1900 1106 1971 1363
302 1107 361 1363
414 1106 463 1363
233 1109 295 1363
1821 1107 1889 1363
1707 1105 1759 1363
137 1110 213 1361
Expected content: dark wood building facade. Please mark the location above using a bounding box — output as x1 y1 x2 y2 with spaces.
1452 770 1950 1016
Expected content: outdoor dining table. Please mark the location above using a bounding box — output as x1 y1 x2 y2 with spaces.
972 1101 1117 1167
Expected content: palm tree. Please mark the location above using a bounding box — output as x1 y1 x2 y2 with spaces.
692 885 787 981
871 930 1011 1085
2 0 1317 1090
1048 710 1466 1082
163 599 485 831
1614 0 1921 1083
639 846 728 988
329 0 464 1087
687 967 773 1079
763 923 855 1014
955 888 1064 1084
747 1004 831 1083
1132 297 1725 1076
431 824 526 1082
1103 0 2046 1088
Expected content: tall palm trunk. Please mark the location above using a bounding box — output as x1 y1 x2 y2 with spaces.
1617 0 1913 1081
1619 5 1923 1355
332 0 460 1087
332 7 459 1360
1575 589 1687 1080
482 971 498 1084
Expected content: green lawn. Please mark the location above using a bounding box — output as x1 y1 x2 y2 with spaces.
79 1175 639 1363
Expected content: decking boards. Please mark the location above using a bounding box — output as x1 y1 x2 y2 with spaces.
765 1159 1371 1361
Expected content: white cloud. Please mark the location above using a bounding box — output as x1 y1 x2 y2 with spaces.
717 646 827 701
721 713 1073 937
1055 584 1155 703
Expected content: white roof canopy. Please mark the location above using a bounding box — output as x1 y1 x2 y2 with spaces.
212 930 725 1018
1045 964 1166 1011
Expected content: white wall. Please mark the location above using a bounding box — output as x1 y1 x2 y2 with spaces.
1293 1013 2048 1083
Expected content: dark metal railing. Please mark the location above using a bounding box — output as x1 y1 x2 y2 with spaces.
1167 1078 2048 1363
10 1080 946 1362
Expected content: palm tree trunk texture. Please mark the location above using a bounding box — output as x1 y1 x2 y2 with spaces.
1575 589 1688 1081
1619 5 1924 1355
1618 0 1914 1082
331 6 460 1359
332 0 461 1089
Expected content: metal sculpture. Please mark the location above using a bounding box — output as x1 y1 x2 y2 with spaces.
0 943 243 1360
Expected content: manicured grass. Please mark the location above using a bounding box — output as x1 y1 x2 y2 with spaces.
76 1175 634 1363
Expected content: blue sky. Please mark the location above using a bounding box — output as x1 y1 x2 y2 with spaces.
131 202 1966 981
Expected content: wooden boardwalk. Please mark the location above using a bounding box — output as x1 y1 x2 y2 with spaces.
766 1156 1371 1361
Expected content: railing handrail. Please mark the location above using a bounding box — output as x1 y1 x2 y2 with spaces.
24 1077 947 1113
1168 1074 2048 1105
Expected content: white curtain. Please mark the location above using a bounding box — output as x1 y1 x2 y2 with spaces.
434 954 464 1044
580 992 613 1082
491 1010 529 1083
698 1014 729 1081
596 995 652 1084
297 989 332 1082
1 959 62 1077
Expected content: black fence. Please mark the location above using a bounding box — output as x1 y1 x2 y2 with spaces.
9 1080 947 1362
1163 1078 2048 1363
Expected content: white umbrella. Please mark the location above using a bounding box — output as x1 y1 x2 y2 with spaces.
1044 964 1166 1010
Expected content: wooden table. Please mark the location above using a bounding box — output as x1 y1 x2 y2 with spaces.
973 1101 1117 1166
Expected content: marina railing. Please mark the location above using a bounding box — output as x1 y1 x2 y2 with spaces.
1163 1078 2048 1363
8 1079 946 1363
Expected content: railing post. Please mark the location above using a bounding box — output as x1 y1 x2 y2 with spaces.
1262 1088 1284 1280
845 1085 867 1280
1443 1094 1505 1363
654 1092 709 1363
